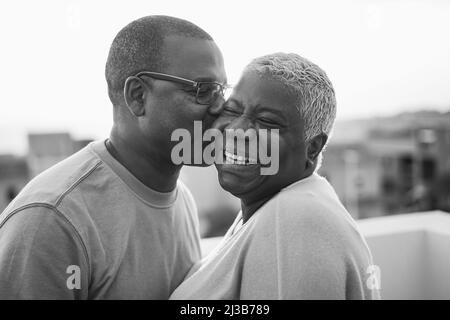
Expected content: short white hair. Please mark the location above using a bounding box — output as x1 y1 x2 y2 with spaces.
244 53 337 142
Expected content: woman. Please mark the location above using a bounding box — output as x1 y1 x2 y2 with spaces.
170 53 380 299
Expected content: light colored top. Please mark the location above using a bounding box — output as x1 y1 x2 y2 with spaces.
0 140 201 299
170 173 380 300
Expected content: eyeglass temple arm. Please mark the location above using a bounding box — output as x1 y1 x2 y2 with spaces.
135 71 198 87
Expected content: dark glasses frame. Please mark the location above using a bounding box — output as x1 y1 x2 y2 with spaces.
131 71 231 105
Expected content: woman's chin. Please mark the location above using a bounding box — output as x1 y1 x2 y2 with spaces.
216 163 264 197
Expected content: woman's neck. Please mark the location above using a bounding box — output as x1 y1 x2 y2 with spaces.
239 171 316 224
240 193 276 224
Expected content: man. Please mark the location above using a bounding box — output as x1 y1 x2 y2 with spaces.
0 15 227 299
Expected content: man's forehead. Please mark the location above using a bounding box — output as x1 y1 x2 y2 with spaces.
161 35 226 82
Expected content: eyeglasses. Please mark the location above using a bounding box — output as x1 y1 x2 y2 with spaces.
132 71 231 105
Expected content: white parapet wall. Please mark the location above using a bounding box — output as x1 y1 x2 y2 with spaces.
358 210 450 299
200 210 450 300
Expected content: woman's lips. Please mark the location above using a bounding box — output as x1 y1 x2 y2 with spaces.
223 150 258 166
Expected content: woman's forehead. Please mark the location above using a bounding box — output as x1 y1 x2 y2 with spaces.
232 72 299 115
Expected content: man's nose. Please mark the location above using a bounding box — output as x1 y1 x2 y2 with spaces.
207 95 225 116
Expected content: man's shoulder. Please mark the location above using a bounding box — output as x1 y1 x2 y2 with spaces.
2 142 106 218
0 202 90 299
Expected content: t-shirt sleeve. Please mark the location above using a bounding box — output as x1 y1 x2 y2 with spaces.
0 206 89 299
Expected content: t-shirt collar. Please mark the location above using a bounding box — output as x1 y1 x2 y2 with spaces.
89 140 178 208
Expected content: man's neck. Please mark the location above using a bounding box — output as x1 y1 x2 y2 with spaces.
107 130 181 193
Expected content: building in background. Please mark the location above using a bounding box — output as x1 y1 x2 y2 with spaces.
320 111 450 219
0 155 29 212
27 133 93 178
0 132 92 212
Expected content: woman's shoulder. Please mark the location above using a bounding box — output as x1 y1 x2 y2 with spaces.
254 175 367 254
238 175 376 299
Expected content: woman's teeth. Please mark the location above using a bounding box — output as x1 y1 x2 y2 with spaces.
224 151 257 165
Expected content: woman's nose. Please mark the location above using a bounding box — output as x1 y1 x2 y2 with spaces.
227 115 255 131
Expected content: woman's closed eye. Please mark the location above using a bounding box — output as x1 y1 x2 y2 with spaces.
222 105 242 116
257 117 280 127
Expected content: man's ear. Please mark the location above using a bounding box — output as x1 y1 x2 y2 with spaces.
123 76 147 117
306 133 328 163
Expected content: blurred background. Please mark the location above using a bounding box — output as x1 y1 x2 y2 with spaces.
1 0 449 238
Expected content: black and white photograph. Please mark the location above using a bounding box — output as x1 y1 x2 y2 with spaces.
0 0 450 307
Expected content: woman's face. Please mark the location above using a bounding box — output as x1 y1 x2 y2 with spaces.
213 71 309 202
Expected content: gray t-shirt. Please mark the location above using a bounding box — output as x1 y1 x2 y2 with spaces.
0 140 201 299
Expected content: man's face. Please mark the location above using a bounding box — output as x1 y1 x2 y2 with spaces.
141 35 227 161
213 71 308 201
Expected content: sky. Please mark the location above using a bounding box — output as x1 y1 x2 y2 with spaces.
1 0 449 155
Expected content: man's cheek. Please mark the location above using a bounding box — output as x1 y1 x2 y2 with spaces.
202 113 217 131
211 115 231 131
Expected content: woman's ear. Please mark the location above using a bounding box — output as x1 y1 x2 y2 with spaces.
123 76 147 117
306 133 328 164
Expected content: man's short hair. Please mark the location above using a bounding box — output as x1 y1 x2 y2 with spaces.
105 15 213 105
244 53 337 142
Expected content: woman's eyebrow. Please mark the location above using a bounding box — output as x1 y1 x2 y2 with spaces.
226 98 243 107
